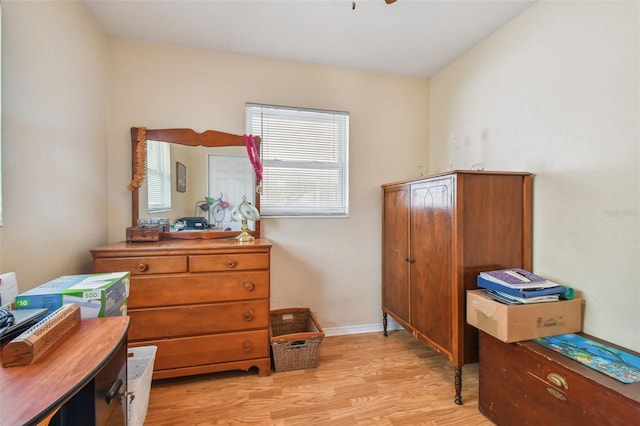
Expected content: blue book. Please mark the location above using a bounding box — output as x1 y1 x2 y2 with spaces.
479 268 559 289
477 276 567 299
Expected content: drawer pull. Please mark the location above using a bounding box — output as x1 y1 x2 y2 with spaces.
244 281 255 291
243 311 254 321
105 378 124 404
547 373 568 389
546 386 567 401
225 258 237 268
136 262 149 272
243 342 253 352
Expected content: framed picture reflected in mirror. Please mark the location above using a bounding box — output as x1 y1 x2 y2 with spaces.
176 161 186 193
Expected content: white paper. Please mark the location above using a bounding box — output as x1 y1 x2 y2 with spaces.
0 272 19 309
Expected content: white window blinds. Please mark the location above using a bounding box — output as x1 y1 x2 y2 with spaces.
246 103 349 217
147 140 171 212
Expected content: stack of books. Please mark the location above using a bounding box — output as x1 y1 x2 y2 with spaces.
477 268 570 305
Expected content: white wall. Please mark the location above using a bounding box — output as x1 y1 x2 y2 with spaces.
0 1 109 289
430 1 640 350
106 40 430 330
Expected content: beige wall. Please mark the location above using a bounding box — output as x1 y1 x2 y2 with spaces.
106 41 430 330
430 1 640 350
1 1 109 289
3 0 638 349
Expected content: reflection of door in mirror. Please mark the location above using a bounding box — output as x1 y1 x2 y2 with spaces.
208 154 255 231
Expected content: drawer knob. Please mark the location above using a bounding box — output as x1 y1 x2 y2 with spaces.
243 342 252 352
244 281 255 291
547 373 568 389
225 258 237 268
136 262 149 272
243 311 254 321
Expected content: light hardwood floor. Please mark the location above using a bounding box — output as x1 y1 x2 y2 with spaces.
144 330 495 425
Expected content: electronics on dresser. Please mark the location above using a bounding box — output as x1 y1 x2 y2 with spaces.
176 217 208 230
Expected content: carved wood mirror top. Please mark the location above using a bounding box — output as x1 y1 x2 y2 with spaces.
129 127 261 240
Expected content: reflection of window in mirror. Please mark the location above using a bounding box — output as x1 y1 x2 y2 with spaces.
147 140 171 213
245 103 349 218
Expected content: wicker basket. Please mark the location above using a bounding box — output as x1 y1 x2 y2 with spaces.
270 308 325 372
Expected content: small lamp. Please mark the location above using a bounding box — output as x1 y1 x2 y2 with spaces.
231 196 260 242
195 194 229 227
194 196 215 217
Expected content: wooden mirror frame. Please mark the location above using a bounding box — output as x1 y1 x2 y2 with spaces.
130 127 261 240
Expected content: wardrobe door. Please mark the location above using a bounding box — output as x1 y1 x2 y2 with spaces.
410 177 454 352
382 184 410 323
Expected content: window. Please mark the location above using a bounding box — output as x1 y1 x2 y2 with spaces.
147 140 171 212
246 103 349 217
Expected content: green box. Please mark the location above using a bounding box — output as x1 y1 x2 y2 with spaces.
15 272 129 318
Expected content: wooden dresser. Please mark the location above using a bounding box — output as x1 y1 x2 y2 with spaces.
479 331 640 425
91 238 272 380
381 171 533 404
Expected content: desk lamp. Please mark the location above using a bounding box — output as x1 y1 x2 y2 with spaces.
231 196 260 242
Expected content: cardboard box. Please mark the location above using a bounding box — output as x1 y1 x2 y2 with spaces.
466 289 582 343
15 272 129 318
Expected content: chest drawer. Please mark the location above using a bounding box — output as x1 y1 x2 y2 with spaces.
479 331 640 426
127 271 269 308
94 256 188 275
189 253 269 272
130 329 270 374
128 300 269 341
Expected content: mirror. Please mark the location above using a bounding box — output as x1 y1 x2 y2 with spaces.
129 127 261 240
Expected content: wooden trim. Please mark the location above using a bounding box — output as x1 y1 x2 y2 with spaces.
522 174 534 270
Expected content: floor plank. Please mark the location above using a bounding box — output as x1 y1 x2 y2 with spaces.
144 330 494 425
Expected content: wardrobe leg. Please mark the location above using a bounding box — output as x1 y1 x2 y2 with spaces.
454 366 463 405
383 312 388 336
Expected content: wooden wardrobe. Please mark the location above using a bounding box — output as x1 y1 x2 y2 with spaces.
381 170 533 404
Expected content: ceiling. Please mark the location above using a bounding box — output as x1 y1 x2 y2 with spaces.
82 0 537 78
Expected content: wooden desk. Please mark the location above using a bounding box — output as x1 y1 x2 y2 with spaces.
0 316 130 426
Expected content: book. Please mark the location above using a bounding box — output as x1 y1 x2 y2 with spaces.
479 268 560 290
485 289 559 305
477 276 567 299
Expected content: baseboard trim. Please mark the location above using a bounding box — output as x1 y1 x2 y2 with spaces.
322 318 404 337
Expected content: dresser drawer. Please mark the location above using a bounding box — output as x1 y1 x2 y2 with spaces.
189 253 269 272
128 300 269 340
127 271 269 308
94 256 188 275
130 329 269 372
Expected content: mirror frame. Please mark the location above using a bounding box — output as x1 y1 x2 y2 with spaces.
130 127 261 240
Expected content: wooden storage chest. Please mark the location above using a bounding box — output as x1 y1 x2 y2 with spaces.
479 330 640 425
